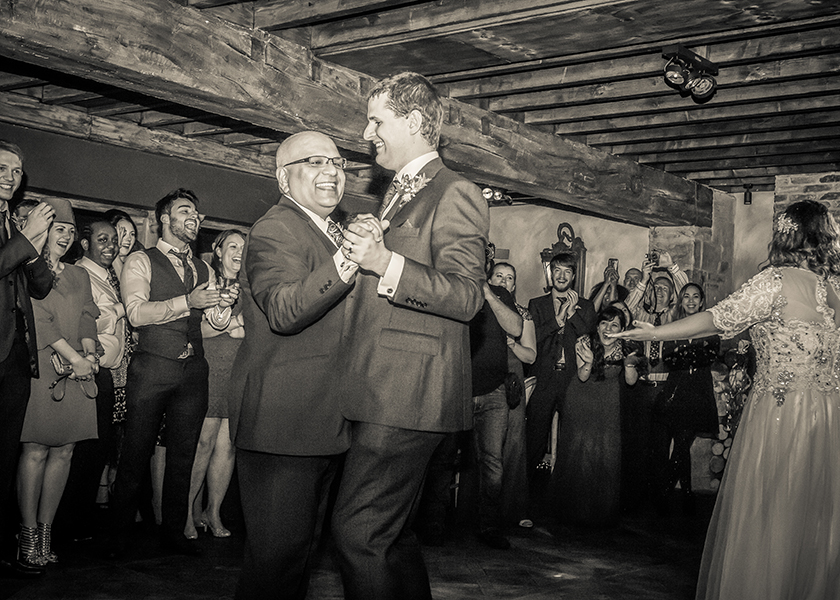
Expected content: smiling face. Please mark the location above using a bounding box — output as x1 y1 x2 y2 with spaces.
363 93 416 173
680 285 704 316
277 132 345 219
162 198 201 245
215 232 245 278
623 268 642 289
597 316 623 347
551 263 575 294
48 221 76 261
653 277 674 309
489 264 516 294
84 222 118 269
0 150 23 207
115 218 136 257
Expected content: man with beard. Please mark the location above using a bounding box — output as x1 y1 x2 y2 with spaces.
525 252 596 486
108 189 236 557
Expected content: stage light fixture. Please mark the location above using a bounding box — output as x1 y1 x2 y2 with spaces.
662 44 719 102
743 184 753 205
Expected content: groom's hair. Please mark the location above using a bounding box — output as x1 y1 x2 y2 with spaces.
368 72 443 148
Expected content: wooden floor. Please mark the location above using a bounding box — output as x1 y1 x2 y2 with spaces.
1 491 713 600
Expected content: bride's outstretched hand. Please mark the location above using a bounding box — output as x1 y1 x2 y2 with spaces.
607 320 656 341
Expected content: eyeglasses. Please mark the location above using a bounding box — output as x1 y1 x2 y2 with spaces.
283 156 348 170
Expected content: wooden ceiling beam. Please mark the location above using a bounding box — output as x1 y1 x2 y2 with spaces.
663 151 840 174
583 109 840 146
0 0 712 227
311 0 635 54
530 76 840 126
551 91 840 135
635 140 840 166
486 53 840 114
430 15 840 85
438 25 840 99
601 125 840 155
0 90 377 203
680 163 840 181
254 0 418 31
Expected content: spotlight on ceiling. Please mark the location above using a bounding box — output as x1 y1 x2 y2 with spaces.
662 43 718 103
481 186 513 206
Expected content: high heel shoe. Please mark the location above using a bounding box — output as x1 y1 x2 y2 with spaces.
205 520 231 538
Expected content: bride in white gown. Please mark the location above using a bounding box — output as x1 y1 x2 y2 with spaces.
612 200 840 600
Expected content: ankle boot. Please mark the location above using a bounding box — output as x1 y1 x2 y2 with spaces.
18 525 47 568
37 522 58 563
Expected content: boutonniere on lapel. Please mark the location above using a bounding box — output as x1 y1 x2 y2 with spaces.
395 173 429 211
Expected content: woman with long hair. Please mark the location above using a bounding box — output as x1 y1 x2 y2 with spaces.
550 306 638 528
184 229 246 539
16 198 99 567
654 283 720 514
612 200 840 599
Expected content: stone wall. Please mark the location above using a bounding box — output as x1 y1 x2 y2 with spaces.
649 189 735 307
775 173 840 217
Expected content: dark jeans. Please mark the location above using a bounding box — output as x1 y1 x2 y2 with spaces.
332 422 443 600
473 385 508 533
235 450 340 600
0 336 31 557
109 352 208 540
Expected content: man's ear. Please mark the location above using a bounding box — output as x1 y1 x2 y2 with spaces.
160 213 170 228
276 167 290 196
80 239 89 253
407 109 423 135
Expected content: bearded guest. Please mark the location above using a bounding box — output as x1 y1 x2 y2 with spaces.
524 252 596 489
107 189 237 558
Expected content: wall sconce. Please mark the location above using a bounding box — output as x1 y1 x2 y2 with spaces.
482 186 513 206
743 183 753 205
662 43 718 102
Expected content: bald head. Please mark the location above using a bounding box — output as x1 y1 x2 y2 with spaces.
275 131 345 219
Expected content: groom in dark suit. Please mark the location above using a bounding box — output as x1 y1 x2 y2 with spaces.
335 72 489 600
229 131 356 600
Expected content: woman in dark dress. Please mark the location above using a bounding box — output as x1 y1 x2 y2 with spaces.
185 229 245 539
654 283 720 512
551 306 638 527
17 198 99 567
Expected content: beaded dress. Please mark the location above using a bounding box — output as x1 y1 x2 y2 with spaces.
697 266 840 600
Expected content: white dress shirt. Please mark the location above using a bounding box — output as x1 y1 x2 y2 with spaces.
120 239 231 331
77 256 126 369
287 194 358 284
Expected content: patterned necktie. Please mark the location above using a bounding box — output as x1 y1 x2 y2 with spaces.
169 249 195 293
378 179 401 219
650 311 663 364
326 220 344 248
107 266 122 302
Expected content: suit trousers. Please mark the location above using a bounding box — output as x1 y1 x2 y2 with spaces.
525 369 568 475
109 352 208 540
235 449 340 600
56 368 115 538
332 422 444 600
0 336 31 557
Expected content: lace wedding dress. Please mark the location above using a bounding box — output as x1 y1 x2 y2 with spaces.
696 267 840 600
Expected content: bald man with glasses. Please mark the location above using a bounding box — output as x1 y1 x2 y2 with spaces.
228 131 357 600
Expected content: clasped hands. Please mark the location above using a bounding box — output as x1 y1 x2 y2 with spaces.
341 214 392 276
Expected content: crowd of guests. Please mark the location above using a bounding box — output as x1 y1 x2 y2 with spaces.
1 69 838 600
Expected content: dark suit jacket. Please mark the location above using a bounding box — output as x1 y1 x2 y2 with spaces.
528 292 596 389
229 196 353 456
339 158 489 433
0 229 52 376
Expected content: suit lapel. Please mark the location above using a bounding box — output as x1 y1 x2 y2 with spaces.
387 158 444 228
279 195 336 255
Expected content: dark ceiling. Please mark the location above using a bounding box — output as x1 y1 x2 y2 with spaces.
2 0 839 200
